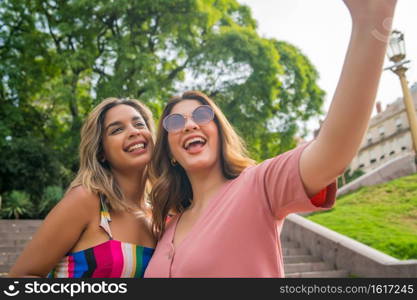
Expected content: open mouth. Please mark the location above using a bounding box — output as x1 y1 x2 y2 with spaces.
183 137 207 151
126 142 147 152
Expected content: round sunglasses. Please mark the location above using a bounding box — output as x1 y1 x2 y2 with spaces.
163 105 215 133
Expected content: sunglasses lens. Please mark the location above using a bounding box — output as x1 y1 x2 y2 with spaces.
193 105 214 125
163 114 185 132
163 106 214 132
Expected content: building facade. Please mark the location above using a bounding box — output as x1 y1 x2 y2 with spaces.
348 82 417 173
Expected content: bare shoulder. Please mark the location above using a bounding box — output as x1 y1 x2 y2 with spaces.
45 185 100 226
58 185 99 212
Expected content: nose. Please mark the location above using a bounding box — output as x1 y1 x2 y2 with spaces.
127 124 142 138
183 116 199 132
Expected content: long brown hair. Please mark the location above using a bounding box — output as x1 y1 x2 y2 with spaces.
150 91 255 238
68 97 155 213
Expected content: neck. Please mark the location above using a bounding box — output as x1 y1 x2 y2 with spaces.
186 161 228 212
112 167 147 208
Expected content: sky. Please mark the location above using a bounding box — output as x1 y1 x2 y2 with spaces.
238 0 417 137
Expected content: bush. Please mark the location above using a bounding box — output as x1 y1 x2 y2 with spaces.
0 136 62 201
0 190 33 219
38 185 64 218
338 168 365 187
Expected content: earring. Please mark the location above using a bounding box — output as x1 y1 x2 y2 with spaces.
170 158 177 166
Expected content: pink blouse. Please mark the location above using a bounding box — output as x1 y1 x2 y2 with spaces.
145 142 336 277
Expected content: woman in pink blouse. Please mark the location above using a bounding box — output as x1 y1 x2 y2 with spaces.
145 0 398 277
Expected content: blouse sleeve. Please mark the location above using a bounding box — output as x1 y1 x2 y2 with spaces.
253 141 337 220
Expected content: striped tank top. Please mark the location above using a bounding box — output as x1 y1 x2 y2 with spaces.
48 195 154 278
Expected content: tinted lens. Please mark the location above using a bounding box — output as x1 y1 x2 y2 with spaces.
163 114 185 132
193 105 214 125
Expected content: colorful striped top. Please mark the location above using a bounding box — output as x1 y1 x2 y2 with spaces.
48 195 154 278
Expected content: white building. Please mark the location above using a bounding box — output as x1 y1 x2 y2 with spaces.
349 82 417 173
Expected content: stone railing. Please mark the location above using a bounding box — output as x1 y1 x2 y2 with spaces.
338 153 416 197
282 214 417 278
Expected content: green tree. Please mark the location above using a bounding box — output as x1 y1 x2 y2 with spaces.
0 136 62 200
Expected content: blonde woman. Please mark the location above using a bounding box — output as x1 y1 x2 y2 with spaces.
145 0 397 277
9 98 156 278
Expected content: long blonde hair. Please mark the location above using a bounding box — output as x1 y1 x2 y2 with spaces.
68 97 155 213
150 91 255 238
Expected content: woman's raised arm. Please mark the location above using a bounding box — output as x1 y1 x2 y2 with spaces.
300 0 398 197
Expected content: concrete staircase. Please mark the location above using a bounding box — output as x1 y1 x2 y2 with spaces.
282 237 349 278
0 220 42 277
0 220 349 278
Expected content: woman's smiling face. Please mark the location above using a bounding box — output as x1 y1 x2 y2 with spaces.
167 100 221 173
102 104 153 172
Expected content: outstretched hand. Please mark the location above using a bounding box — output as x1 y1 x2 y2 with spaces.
343 0 397 23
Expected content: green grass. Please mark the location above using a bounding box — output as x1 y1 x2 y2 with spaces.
306 173 417 260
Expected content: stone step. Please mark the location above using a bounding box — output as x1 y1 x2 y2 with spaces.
0 227 40 233
0 231 35 239
0 264 11 273
284 262 333 273
283 247 309 256
0 221 37 273
0 220 43 225
0 221 42 231
0 246 25 253
283 255 322 264
0 252 19 264
286 269 349 278
0 239 32 247
281 236 348 278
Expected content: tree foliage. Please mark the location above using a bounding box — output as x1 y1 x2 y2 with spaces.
1 190 33 219
0 0 325 217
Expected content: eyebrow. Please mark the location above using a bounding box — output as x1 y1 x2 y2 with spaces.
105 116 144 132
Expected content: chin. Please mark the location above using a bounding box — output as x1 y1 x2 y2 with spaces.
183 159 215 172
132 156 151 168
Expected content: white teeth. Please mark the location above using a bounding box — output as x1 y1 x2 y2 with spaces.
184 137 206 149
128 143 145 152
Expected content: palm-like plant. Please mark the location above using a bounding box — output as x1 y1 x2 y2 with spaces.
1 190 33 219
